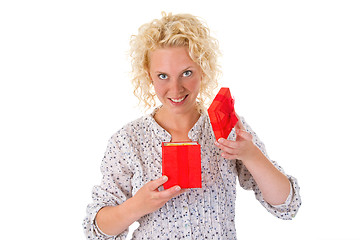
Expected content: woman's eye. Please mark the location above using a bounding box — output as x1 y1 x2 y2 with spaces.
183 70 192 77
158 74 168 80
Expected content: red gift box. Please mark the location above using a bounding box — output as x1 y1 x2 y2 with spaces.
208 87 238 140
162 142 202 189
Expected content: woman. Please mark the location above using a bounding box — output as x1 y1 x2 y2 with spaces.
83 12 301 239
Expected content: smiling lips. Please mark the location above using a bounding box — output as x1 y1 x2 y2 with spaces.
169 95 188 103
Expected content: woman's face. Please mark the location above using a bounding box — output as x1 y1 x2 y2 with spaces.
148 46 202 116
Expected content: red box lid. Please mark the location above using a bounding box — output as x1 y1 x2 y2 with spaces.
207 87 238 140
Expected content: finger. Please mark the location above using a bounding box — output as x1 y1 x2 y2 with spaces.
221 151 239 160
216 138 240 149
173 188 188 197
215 139 239 155
148 175 169 190
235 129 253 141
157 185 184 199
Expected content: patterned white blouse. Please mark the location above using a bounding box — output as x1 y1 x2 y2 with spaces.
83 109 301 239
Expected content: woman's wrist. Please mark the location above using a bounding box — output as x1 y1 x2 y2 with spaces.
239 143 265 164
117 196 146 222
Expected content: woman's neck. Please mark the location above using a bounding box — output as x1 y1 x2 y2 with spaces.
154 106 200 142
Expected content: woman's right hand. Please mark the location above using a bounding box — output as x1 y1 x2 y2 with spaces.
132 175 187 216
95 176 186 236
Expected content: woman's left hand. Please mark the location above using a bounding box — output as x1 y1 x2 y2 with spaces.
214 113 257 161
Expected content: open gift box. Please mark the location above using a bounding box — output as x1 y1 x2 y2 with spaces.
162 142 202 189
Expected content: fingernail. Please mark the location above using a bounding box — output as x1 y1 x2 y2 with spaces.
162 176 168 181
175 186 181 191
218 138 224 143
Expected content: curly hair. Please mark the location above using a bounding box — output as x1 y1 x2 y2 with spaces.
129 12 221 111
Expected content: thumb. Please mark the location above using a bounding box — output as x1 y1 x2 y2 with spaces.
234 113 245 131
235 128 253 141
234 113 252 141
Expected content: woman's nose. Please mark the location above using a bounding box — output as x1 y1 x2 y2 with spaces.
170 79 184 93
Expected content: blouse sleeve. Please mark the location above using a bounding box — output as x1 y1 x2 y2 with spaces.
83 130 134 239
236 117 302 220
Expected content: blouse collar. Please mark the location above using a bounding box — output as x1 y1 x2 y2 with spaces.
147 106 208 143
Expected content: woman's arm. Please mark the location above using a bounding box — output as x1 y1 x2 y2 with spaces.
233 142 290 205
95 176 186 236
95 198 141 237
215 116 290 205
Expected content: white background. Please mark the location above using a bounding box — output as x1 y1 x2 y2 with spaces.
1 0 359 239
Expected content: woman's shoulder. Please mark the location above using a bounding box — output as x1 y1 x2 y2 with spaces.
102 115 151 152
112 114 152 138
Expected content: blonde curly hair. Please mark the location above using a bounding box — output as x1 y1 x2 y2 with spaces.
129 12 221 111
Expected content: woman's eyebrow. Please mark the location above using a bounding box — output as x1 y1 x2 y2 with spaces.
182 66 192 71
154 71 168 74
154 66 194 74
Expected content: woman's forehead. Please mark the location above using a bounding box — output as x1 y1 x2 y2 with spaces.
148 46 198 72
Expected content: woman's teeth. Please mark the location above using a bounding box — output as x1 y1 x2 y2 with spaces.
170 96 186 103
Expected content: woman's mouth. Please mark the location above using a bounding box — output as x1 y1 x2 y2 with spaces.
169 95 188 103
